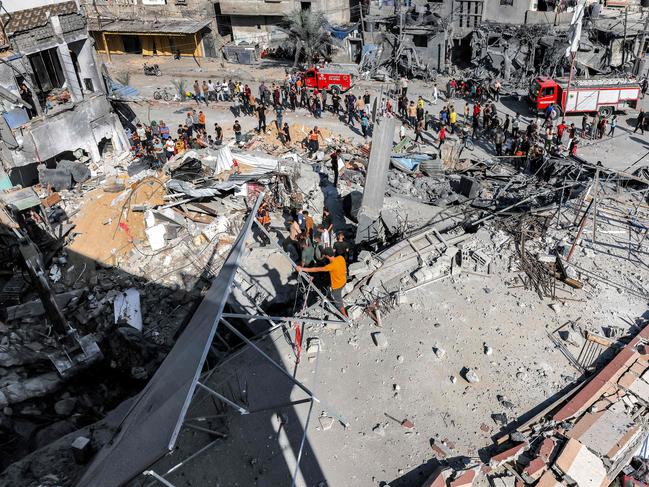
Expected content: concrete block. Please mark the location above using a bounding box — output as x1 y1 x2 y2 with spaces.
306 337 323 356
463 368 480 384
522 457 546 480
372 332 388 349
450 466 480 487
348 305 364 321
555 438 607 487
489 442 528 468
71 436 92 464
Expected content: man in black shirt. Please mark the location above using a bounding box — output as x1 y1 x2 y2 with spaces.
257 104 267 132
330 149 340 188
333 232 351 262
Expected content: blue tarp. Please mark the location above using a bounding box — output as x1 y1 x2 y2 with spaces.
328 23 359 40
3 108 29 129
107 79 139 99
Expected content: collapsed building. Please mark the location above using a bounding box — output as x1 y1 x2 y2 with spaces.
0 0 129 188
359 0 649 83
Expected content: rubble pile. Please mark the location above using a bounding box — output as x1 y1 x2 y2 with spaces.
0 141 325 480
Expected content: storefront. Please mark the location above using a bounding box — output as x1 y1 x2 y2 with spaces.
89 19 212 59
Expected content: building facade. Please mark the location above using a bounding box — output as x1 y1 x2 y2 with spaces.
81 0 352 56
80 0 219 59
0 0 128 186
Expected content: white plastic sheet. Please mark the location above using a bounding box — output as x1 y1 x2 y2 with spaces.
114 288 143 331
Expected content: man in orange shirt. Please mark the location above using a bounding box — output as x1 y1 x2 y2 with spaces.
297 248 348 317
198 111 206 131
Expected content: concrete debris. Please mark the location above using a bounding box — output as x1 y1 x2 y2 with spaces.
463 368 480 384
433 344 446 360
1 14 649 484
371 332 388 349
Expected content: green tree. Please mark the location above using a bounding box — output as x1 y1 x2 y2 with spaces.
280 8 330 67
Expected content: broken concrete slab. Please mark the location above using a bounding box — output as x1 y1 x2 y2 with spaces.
450 466 480 487
555 438 607 487
536 470 563 487
489 442 528 468
3 290 84 321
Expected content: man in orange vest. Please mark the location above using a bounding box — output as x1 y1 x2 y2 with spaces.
296 248 348 318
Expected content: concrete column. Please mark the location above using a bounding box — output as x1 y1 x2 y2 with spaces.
49 15 83 102
76 38 104 94
111 114 130 154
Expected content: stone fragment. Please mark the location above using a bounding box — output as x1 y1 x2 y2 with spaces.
71 436 92 464
54 397 77 416
318 416 334 431
371 332 388 349
464 368 480 384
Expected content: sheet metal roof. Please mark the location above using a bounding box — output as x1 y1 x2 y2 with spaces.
0 1 78 34
75 195 263 487
88 18 211 35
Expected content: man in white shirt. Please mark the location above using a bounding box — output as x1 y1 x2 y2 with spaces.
432 83 439 105
207 80 216 101
222 80 230 101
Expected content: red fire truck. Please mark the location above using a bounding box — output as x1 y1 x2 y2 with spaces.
528 76 641 119
303 64 356 94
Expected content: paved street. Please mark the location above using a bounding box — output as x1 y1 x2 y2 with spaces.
111 53 649 174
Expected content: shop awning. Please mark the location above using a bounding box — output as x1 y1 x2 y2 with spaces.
88 18 211 35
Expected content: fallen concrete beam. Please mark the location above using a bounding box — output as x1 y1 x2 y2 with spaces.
3 290 84 321
355 117 396 245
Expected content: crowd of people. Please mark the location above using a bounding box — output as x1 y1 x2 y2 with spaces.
257 203 352 318
389 75 648 159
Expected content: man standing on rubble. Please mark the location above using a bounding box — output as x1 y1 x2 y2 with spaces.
634 109 645 135
330 149 341 187
438 125 446 151
432 83 439 105
494 126 505 156
257 104 267 133
296 248 348 318
233 120 242 143
185 112 194 138
400 76 408 97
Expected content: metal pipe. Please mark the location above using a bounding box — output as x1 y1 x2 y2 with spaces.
220 318 350 427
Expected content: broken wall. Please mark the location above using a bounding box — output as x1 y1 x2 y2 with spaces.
9 95 128 169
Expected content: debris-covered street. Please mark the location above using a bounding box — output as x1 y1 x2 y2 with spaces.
1 1 649 487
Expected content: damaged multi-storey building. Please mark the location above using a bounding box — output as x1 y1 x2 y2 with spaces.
360 0 649 82
0 0 128 187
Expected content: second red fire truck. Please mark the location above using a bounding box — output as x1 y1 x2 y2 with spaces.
528 76 641 119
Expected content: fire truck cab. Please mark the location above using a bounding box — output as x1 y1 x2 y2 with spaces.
529 76 640 120
303 64 355 94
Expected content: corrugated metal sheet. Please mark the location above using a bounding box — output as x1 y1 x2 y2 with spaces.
88 18 211 35
0 1 78 34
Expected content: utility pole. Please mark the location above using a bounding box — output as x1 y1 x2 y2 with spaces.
633 12 649 75
622 6 628 66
